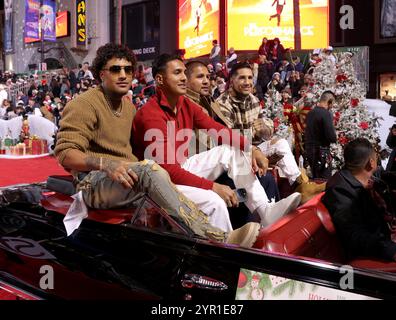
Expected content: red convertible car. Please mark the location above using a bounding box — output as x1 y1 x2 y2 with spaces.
0 175 396 300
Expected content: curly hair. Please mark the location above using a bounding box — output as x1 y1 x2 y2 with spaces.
91 43 137 80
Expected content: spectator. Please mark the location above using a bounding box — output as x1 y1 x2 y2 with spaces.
258 37 270 57
291 56 304 73
209 40 221 67
323 46 337 65
225 47 238 73
269 37 286 65
304 91 337 179
0 84 9 107
255 55 273 100
386 124 396 171
322 138 396 262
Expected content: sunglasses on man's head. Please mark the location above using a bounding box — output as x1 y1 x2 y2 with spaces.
103 65 134 75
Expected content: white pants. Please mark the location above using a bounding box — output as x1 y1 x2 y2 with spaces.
258 138 300 185
177 145 270 232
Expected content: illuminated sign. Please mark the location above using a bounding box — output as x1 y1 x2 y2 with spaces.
227 0 329 51
178 0 220 59
25 10 70 44
76 0 86 46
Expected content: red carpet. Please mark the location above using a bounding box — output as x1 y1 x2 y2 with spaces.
0 156 68 187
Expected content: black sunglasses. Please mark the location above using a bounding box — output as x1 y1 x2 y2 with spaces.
103 65 134 75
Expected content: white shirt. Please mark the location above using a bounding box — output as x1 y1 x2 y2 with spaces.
84 70 94 80
226 53 238 72
0 89 8 108
210 45 221 59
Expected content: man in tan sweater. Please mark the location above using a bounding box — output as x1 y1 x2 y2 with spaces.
55 43 260 247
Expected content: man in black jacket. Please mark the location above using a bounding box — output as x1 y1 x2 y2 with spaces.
304 91 337 179
322 138 396 262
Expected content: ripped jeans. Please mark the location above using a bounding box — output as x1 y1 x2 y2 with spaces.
76 160 227 242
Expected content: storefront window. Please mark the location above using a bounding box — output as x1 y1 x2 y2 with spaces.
379 73 396 101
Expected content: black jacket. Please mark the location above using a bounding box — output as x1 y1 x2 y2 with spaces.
304 107 337 148
322 170 396 261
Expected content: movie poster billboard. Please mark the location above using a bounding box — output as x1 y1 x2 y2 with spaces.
4 0 14 54
25 0 40 42
42 0 57 42
227 0 329 51
24 0 57 43
178 0 220 59
25 10 70 43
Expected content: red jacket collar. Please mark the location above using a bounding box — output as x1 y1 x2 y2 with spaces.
155 88 184 112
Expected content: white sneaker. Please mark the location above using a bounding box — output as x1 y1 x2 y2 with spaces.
257 192 301 227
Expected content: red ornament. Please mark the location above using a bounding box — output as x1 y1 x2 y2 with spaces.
273 117 280 130
359 122 369 130
336 74 348 82
351 98 359 107
334 111 341 125
338 135 349 145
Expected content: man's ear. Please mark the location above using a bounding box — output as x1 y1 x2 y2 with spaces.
156 73 164 86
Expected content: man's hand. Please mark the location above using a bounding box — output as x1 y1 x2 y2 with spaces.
212 183 239 208
101 158 139 189
252 147 269 177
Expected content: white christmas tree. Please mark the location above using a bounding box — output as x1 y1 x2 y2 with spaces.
310 52 382 169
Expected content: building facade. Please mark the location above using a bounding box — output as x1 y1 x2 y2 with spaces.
2 0 111 73
118 0 177 63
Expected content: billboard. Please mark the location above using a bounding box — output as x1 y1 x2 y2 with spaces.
4 0 14 54
227 0 329 51
76 0 87 46
25 10 70 43
178 0 220 59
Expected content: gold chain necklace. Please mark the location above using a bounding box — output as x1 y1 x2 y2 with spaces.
102 88 123 117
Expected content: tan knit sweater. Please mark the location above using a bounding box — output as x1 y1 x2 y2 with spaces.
55 87 138 168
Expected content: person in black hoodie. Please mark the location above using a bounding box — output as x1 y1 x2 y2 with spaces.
322 138 396 262
386 124 396 172
304 91 337 179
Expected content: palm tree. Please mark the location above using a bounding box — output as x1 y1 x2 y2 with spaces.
293 0 301 50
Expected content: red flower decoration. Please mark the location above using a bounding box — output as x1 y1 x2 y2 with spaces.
334 111 341 125
273 117 280 130
338 135 349 145
351 98 359 107
336 74 348 82
359 122 369 130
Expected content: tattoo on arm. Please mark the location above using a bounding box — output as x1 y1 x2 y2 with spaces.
85 156 122 172
85 156 101 171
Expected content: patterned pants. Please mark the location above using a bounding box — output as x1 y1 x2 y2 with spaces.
76 160 227 242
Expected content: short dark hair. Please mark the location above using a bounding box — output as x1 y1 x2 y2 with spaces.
185 60 208 79
229 62 252 78
320 90 336 104
152 53 183 78
344 138 375 172
92 43 137 80
213 40 218 44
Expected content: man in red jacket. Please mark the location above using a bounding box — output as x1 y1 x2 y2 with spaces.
132 54 301 233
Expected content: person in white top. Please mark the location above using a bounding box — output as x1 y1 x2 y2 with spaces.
0 84 8 111
225 47 238 73
82 62 94 80
323 46 337 65
210 40 221 67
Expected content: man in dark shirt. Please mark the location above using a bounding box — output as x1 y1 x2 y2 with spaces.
304 91 337 179
322 138 396 261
